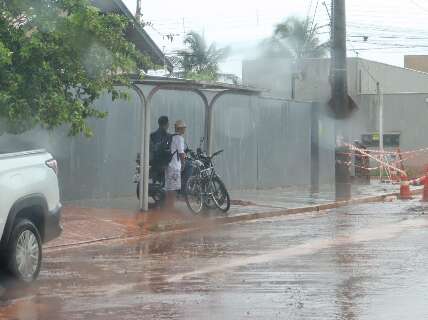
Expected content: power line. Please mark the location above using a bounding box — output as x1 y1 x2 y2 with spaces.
352 46 428 50
347 40 379 84
350 41 428 48
309 0 320 32
322 1 331 22
306 0 315 22
150 3 428 56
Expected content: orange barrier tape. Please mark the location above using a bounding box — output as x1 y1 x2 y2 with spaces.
362 146 428 156
346 144 407 177
345 161 383 172
408 175 427 186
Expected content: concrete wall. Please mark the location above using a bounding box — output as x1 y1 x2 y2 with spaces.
0 89 143 201
357 59 428 94
0 87 334 201
243 58 356 102
149 90 207 149
242 59 293 98
243 57 428 102
317 103 336 185
348 93 428 174
212 96 314 189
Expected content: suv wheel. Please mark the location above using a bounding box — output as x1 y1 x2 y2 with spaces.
7 219 42 282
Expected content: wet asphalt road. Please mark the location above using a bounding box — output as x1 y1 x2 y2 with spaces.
1 199 428 320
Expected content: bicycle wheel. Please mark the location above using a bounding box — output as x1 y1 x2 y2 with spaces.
210 177 230 213
184 176 204 214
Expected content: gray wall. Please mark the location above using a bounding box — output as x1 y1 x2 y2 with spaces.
243 57 428 102
212 96 312 189
242 59 294 98
150 90 206 148
318 103 336 185
350 93 428 149
0 89 142 200
346 93 428 173
212 96 335 190
0 87 335 201
357 59 428 95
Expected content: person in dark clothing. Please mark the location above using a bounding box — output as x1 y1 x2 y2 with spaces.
150 116 170 183
151 116 169 146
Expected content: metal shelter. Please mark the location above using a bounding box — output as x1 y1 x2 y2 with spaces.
131 77 261 211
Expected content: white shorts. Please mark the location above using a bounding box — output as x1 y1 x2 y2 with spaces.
165 168 181 191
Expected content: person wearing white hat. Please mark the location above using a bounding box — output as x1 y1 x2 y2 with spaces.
165 120 187 210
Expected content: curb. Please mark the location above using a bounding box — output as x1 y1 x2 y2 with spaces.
158 190 421 232
45 188 423 252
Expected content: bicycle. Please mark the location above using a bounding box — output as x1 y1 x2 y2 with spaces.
184 146 230 215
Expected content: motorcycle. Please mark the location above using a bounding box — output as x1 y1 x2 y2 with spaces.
184 139 230 215
133 153 166 208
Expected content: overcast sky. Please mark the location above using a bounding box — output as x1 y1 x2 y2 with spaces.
123 0 428 77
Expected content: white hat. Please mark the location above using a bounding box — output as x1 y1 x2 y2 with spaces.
175 120 187 128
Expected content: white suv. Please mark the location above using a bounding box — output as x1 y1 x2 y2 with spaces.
0 149 62 282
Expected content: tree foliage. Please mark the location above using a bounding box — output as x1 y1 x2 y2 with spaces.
260 17 328 60
0 0 150 136
176 31 229 81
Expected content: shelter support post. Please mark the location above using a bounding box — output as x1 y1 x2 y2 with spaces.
131 84 149 212
131 80 260 211
206 105 214 155
141 98 151 211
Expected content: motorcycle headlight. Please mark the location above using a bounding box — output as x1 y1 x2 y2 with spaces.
195 160 204 167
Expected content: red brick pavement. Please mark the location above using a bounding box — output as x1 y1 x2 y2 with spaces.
44 206 200 248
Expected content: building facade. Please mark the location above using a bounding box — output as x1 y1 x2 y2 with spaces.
243 57 428 175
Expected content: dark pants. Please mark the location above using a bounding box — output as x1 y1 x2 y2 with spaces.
180 160 193 193
150 166 165 185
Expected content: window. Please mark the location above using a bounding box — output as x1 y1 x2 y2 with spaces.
361 133 400 148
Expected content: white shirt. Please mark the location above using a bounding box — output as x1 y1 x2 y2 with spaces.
169 134 185 171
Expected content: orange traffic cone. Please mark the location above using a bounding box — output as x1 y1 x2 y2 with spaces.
399 175 413 200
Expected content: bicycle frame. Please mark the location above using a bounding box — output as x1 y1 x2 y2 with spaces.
185 144 229 214
189 155 220 202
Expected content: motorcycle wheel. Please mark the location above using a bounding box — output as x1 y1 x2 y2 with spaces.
152 189 166 208
210 177 230 213
137 183 165 208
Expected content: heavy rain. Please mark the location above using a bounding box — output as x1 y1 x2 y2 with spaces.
1 0 428 319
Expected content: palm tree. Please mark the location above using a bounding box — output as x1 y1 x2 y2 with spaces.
176 31 229 81
260 17 328 59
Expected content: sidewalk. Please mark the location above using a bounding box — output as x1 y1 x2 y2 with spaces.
231 181 402 208
46 182 415 250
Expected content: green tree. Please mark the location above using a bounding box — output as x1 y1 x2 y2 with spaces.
176 31 229 81
0 0 150 136
260 17 328 59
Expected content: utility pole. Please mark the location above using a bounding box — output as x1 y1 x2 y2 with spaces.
136 0 142 24
332 0 352 200
331 0 348 119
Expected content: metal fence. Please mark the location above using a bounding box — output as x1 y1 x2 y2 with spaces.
0 88 335 201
